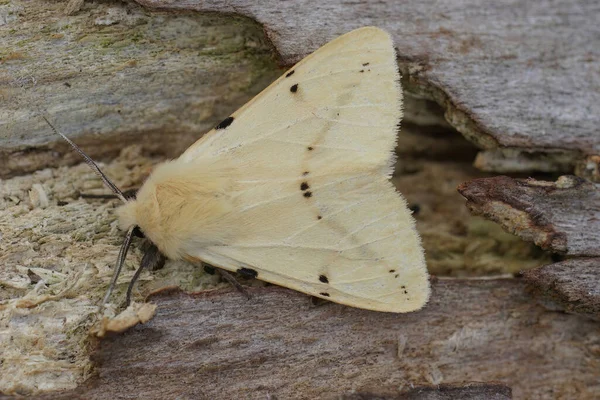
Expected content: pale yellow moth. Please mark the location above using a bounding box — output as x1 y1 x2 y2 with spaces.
52 26 430 313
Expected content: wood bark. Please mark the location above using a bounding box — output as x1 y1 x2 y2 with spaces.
1 0 599 398
457 175 600 257
523 258 600 321
0 1 280 177
135 0 600 170
23 282 600 399
2 0 599 176
342 382 512 400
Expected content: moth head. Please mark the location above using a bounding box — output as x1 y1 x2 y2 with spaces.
115 182 162 251
116 199 140 232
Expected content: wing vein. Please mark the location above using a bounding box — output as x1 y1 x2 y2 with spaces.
238 175 364 212
335 211 398 245
282 196 376 243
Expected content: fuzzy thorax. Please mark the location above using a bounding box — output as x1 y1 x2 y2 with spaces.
116 160 234 260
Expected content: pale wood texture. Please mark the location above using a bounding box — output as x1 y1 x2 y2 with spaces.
26 283 600 399
457 175 600 257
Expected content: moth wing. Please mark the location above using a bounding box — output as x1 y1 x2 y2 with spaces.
179 26 400 176
188 174 429 313
181 27 430 312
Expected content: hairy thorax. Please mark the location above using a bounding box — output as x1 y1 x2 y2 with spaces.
117 159 234 259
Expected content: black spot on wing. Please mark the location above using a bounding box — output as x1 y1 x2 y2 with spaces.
286 70 295 77
300 182 310 191
317 215 322 220
362 62 370 66
320 292 330 297
303 191 312 198
307 146 314 151
237 267 258 279
319 275 329 283
216 116 234 130
389 269 396 273
290 84 299 93
359 69 364 73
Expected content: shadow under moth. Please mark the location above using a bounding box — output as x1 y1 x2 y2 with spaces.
48 26 430 318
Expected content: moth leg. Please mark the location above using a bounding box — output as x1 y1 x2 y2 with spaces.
208 266 252 300
125 244 165 307
310 296 331 308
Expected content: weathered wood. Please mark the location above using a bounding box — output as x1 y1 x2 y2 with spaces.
0 0 280 177
457 175 600 256
24 282 600 400
2 0 599 176
20 382 515 400
342 382 512 399
523 258 600 320
2 0 598 397
135 0 600 165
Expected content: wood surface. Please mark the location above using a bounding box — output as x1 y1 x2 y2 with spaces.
1 0 599 398
523 258 600 321
135 0 600 168
457 175 600 257
23 282 600 399
2 0 599 176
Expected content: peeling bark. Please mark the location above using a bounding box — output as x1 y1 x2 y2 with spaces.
2 0 599 397
458 175 600 256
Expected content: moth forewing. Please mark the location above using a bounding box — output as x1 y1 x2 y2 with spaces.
117 26 430 312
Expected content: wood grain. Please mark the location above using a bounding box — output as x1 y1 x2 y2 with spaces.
2 1 599 397
0 0 280 177
25 281 600 400
523 258 600 320
2 0 599 176
342 383 512 399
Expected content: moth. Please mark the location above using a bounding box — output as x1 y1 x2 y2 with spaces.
48 26 430 313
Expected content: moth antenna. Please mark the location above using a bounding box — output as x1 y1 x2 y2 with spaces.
103 225 136 305
42 116 128 203
80 188 138 201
